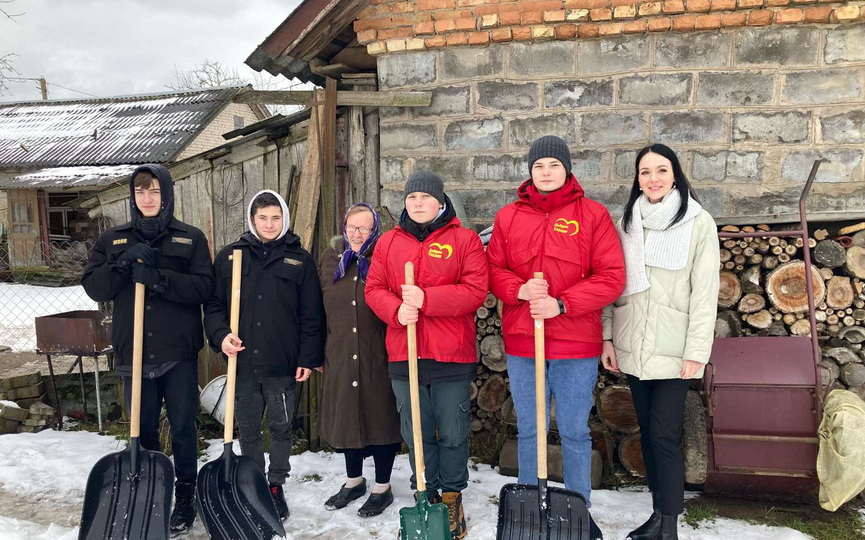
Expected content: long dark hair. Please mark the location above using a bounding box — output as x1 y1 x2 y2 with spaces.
622 144 701 233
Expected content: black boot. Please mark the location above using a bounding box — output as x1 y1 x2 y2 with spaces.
325 479 367 510
169 481 196 537
357 487 394 517
589 513 603 540
627 493 661 540
658 513 679 540
270 483 290 520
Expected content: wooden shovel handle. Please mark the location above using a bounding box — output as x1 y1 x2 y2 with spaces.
534 271 547 480
405 262 427 492
224 250 243 444
129 283 145 439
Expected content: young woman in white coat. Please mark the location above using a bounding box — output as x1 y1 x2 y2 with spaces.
601 144 719 540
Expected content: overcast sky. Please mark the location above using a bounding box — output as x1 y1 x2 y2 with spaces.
0 0 303 102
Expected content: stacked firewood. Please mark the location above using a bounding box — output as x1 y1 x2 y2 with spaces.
714 222 865 400
471 294 507 438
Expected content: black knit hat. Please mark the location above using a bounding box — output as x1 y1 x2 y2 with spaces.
528 135 572 175
404 170 445 205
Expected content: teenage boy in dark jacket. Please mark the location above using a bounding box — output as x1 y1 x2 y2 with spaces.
203 190 325 520
82 164 214 536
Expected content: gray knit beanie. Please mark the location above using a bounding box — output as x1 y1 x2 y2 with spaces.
528 135 572 175
404 170 445 205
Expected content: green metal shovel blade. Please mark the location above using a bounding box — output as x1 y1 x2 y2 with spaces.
399 491 451 540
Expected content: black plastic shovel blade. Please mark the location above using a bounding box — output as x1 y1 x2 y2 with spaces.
496 482 590 540
78 442 173 540
197 447 286 540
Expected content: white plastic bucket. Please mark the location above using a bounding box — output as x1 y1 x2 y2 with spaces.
199 375 227 425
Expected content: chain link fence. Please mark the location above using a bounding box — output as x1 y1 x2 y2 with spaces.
0 238 99 352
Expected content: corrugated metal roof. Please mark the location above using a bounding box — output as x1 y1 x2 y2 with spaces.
0 86 244 168
0 165 138 189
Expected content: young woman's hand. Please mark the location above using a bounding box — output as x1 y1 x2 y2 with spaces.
601 341 619 373
680 359 703 379
529 296 559 319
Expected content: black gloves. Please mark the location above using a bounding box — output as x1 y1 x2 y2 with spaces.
132 262 161 287
118 243 160 268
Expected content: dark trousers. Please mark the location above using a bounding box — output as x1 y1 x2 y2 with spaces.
627 375 691 516
391 378 472 494
122 360 199 484
235 375 297 485
343 443 402 484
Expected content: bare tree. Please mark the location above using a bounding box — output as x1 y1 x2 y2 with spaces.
166 59 246 91
0 0 23 95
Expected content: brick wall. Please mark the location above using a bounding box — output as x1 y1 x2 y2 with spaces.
355 0 864 54
177 103 262 161
373 23 865 227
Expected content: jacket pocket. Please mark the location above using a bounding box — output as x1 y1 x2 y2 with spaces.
275 260 304 283
611 303 634 354
162 241 194 260
652 304 689 358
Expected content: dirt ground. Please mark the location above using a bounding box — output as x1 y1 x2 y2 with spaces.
0 351 101 379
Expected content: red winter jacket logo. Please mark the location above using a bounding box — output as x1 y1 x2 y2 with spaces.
553 218 580 236
428 242 453 259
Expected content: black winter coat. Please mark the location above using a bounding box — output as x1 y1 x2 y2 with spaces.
204 233 326 379
81 219 214 372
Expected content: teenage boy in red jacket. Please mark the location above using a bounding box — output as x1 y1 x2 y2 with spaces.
365 171 488 539
486 135 626 540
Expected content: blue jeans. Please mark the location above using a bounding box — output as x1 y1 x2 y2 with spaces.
391 378 472 493
507 355 598 505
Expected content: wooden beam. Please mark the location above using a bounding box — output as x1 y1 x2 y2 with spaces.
293 90 324 251
318 77 338 256
233 90 432 108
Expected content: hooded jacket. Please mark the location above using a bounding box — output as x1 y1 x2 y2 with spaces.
81 164 214 374
486 173 626 358
364 207 489 365
203 190 325 378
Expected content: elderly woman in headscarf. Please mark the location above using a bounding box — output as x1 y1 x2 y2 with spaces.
317 203 402 518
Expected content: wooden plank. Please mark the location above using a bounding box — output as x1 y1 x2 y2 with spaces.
262 149 279 193
233 90 432 108
347 106 365 204
173 181 184 222
293 91 324 251
244 156 265 198
335 114 350 225
318 78 337 255
363 109 380 207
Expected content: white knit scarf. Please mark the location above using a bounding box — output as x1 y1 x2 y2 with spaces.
619 189 703 297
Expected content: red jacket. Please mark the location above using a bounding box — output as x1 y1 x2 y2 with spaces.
365 217 489 364
486 174 625 358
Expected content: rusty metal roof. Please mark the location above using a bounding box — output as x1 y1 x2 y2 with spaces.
0 86 245 168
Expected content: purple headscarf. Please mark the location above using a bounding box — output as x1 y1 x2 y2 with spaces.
333 203 380 283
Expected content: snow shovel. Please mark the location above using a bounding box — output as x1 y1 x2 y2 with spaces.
495 272 590 540
79 282 173 540
197 249 286 540
399 261 451 540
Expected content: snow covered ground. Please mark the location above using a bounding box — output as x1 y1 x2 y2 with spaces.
0 283 98 352
0 428 812 540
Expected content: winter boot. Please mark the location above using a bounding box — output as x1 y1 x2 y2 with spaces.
442 491 467 539
414 489 442 505
325 478 366 510
589 513 603 540
658 513 679 540
357 486 394 517
270 483 290 520
627 492 661 540
169 481 196 537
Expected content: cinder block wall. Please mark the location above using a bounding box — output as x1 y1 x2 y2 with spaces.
360 4 864 227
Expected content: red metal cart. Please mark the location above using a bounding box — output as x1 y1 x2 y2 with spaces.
704 160 825 501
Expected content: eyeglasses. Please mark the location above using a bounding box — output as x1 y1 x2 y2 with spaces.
345 225 372 234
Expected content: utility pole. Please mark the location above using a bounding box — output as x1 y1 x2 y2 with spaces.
39 77 47 100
